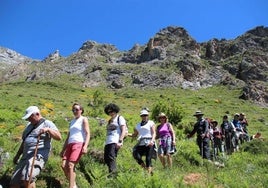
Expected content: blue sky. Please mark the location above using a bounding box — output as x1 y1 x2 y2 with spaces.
0 0 267 59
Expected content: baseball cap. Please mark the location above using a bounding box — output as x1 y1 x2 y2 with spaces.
22 106 40 120
140 109 149 116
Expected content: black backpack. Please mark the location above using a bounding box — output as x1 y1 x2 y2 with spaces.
117 115 128 139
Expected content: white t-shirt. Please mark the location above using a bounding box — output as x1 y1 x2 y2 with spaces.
135 120 155 138
68 116 86 144
105 115 126 145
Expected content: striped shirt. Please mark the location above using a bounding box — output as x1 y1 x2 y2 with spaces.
22 119 59 161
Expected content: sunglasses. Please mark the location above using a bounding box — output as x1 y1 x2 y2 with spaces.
72 108 80 112
140 115 148 117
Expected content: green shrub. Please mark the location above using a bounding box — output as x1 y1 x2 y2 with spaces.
241 139 268 154
151 100 185 126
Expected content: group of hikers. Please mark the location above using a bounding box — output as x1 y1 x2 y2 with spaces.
187 111 252 161
103 104 176 176
8 103 256 188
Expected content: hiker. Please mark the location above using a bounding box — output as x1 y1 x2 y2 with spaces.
221 115 235 155
60 103 90 188
239 113 250 141
187 111 210 160
10 106 62 188
130 109 156 174
103 103 127 177
210 120 223 156
156 112 176 168
232 113 246 149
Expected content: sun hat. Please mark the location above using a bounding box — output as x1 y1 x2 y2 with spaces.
22 106 40 120
140 109 149 116
193 111 204 116
158 112 167 118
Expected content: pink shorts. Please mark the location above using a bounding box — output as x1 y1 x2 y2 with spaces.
62 142 84 163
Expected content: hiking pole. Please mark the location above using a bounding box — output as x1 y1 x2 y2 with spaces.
27 134 41 188
228 133 231 154
201 138 204 166
213 138 216 161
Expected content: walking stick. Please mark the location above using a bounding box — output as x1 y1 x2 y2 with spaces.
201 138 204 166
27 134 41 188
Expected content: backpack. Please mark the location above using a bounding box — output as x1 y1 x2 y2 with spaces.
117 115 128 139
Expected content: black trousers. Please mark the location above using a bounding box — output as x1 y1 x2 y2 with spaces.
197 137 210 160
133 145 154 167
104 143 118 173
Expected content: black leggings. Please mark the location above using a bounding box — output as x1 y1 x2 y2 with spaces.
133 145 154 167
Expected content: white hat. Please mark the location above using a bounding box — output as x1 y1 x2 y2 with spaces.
140 109 149 116
22 106 40 120
193 111 204 116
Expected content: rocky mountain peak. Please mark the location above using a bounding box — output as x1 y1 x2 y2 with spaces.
79 40 118 52
246 26 268 37
0 25 267 106
158 26 190 38
42 50 61 62
0 47 32 65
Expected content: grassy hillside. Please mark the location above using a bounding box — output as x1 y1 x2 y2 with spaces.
0 81 267 187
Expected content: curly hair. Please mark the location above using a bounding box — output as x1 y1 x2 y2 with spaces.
104 103 120 115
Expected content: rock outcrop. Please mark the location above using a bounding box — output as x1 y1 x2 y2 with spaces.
0 26 267 106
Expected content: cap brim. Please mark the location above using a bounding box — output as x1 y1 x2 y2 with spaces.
22 113 31 120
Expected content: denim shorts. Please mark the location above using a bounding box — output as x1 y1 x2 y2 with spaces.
158 136 172 155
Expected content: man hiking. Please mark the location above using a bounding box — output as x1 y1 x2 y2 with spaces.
187 111 210 160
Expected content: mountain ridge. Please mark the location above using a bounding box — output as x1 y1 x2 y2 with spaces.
0 25 267 106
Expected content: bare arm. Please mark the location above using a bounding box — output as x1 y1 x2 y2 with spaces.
129 128 139 141
13 142 23 164
119 124 126 142
42 127 62 141
169 123 176 143
82 117 90 153
150 124 156 146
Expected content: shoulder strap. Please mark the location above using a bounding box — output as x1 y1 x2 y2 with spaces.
22 118 46 141
166 123 170 130
117 115 121 126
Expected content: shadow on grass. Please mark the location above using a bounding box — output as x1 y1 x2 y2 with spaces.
0 173 62 188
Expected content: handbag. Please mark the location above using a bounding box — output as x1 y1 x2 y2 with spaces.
170 145 177 155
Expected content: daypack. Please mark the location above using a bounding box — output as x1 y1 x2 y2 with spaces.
117 115 128 139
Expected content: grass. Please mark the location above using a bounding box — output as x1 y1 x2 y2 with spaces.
0 80 267 187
